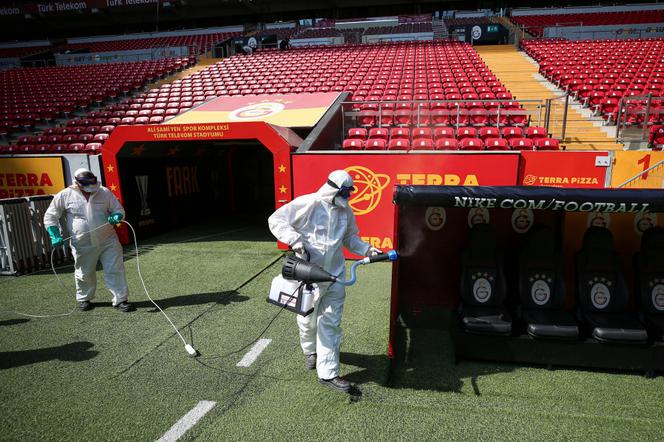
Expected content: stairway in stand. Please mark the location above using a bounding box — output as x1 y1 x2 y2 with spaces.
475 45 623 151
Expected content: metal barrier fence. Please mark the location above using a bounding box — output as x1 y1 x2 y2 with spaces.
616 94 664 146
0 196 70 276
340 98 549 138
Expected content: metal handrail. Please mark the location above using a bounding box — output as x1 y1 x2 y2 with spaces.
617 158 664 188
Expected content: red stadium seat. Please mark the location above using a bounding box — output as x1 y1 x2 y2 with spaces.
343 139 364 150
348 128 367 140
365 139 387 150
411 138 434 150
534 138 560 150
368 128 388 140
509 138 534 150
388 139 410 150
459 138 484 150
435 138 458 150
390 127 410 140
501 127 523 140
485 138 509 150
457 127 478 140
525 126 547 139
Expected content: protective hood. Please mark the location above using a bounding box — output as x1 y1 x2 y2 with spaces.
317 170 354 207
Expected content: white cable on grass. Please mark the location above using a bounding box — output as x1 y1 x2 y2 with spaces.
1 224 108 318
3 221 198 355
122 220 196 355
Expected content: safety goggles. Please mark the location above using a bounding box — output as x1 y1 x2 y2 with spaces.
75 175 97 187
327 179 355 199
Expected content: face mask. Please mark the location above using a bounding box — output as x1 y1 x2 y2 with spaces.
81 183 99 193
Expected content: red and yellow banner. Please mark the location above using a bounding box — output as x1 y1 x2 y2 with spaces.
519 151 609 188
166 93 340 128
293 153 520 250
0 157 65 199
610 151 664 188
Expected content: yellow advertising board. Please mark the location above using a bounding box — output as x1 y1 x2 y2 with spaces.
0 157 65 198
611 151 664 189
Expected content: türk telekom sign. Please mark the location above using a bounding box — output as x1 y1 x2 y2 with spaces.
292 153 520 251
22 0 174 14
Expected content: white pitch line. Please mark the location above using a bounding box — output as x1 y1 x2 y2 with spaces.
236 338 272 367
156 400 217 442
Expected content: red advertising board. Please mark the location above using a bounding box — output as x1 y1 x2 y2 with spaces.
292 153 520 251
519 151 609 188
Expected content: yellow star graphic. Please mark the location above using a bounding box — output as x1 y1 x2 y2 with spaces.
279 185 287 194
109 184 117 192
107 164 115 173
278 164 286 173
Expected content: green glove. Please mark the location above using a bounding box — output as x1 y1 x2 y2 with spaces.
47 226 64 248
107 212 124 225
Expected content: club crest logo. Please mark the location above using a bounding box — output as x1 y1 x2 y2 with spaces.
468 208 490 228
512 208 534 234
651 282 664 311
590 279 611 309
530 274 553 305
425 207 446 231
471 272 493 303
229 102 285 120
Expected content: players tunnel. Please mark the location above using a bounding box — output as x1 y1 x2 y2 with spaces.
101 122 299 238
390 185 664 372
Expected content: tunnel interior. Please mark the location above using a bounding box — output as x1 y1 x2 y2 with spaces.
116 140 276 237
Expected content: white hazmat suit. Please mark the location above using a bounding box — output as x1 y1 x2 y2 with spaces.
44 176 129 306
268 170 373 381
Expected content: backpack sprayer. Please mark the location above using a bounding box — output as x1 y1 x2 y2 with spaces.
267 250 399 316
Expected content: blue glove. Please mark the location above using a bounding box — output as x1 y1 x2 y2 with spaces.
108 212 124 225
47 226 65 248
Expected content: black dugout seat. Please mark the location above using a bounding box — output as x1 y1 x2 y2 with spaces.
576 227 647 344
635 226 664 341
518 226 578 340
459 223 512 335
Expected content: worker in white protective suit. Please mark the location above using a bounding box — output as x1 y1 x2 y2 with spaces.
44 168 135 312
268 170 381 392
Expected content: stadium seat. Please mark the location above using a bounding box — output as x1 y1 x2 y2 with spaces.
342 139 364 150
635 227 664 341
650 125 664 149
501 127 523 141
457 127 477 140
411 138 434 150
435 138 458 150
519 226 578 340
509 138 534 150
365 139 387 150
459 223 512 335
411 127 432 141
433 127 455 140
534 138 560 151
525 126 547 140
484 138 509 150
387 139 410 150
390 127 410 140
478 127 500 141
368 128 388 141
348 128 367 140
459 138 483 150
576 227 647 344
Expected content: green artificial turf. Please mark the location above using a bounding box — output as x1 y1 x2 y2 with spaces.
1 220 664 441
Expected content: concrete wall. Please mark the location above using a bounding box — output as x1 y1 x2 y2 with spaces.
512 3 664 16
543 22 664 40
363 32 433 43
289 37 343 46
67 26 243 44
55 46 189 65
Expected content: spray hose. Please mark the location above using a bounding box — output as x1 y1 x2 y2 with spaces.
335 250 399 286
2 220 198 357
